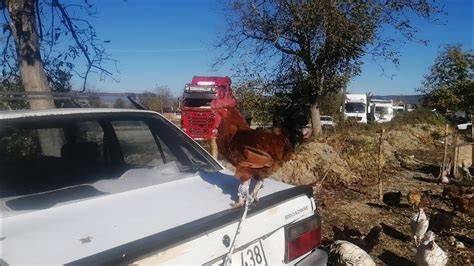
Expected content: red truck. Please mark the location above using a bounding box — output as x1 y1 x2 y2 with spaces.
180 76 232 140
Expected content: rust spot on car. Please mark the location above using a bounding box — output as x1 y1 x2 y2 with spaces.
79 236 93 244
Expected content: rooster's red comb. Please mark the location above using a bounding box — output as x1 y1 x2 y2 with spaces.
211 88 237 109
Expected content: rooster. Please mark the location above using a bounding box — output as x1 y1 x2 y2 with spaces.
410 199 430 246
407 191 428 210
211 90 293 207
450 196 474 220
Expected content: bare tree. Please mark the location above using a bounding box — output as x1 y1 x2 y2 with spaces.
1 0 116 109
141 85 173 113
216 0 442 136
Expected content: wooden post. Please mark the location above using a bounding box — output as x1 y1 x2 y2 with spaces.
452 131 458 178
471 115 474 171
439 124 449 180
210 137 218 159
377 128 385 201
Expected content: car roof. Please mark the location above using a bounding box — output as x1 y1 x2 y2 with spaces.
0 108 158 120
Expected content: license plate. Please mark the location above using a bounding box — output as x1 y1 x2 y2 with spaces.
240 240 267 266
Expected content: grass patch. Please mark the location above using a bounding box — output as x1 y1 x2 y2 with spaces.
391 108 448 126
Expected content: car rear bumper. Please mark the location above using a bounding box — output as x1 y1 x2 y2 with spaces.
295 248 328 266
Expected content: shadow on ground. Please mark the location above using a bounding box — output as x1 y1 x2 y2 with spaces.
379 249 415 266
380 223 411 242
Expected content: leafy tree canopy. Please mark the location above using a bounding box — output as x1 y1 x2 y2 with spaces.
418 45 473 114
216 0 443 135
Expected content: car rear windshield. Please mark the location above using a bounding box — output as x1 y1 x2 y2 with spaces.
0 113 219 211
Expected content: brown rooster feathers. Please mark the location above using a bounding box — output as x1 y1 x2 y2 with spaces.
211 94 293 183
211 90 293 207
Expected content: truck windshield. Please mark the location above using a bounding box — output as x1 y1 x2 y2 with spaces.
345 103 366 113
375 106 391 114
183 98 212 108
0 113 219 212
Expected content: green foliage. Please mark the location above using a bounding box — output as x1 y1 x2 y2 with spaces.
0 54 74 110
391 108 447 126
218 0 442 135
0 129 40 161
430 130 443 141
418 45 474 113
319 91 343 117
234 82 284 125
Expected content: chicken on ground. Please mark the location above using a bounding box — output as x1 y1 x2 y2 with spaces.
414 231 448 266
410 199 430 247
329 240 376 266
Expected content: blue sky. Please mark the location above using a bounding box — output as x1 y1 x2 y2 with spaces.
74 0 473 96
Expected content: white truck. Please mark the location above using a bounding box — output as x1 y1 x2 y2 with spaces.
369 99 394 123
0 108 327 265
392 104 405 114
344 94 368 123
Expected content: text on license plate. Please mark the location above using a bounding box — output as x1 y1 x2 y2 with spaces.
240 240 267 266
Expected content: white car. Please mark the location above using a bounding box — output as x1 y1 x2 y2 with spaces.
320 115 336 128
457 122 472 130
0 108 327 265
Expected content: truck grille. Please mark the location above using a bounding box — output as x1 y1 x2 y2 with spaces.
181 109 215 139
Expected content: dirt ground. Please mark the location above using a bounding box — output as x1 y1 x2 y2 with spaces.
214 120 473 264
269 123 474 265
314 165 473 266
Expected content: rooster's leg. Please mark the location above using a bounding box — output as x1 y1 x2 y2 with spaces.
231 179 251 208
251 180 264 202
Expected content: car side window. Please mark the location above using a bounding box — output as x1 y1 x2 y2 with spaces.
111 120 166 167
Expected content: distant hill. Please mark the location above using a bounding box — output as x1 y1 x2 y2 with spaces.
372 95 424 105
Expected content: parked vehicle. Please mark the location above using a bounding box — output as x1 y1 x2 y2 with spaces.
344 94 368 123
369 99 394 123
180 76 232 140
392 104 405 114
0 108 327 265
457 122 472 131
320 115 336 128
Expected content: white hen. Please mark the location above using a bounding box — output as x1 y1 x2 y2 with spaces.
329 240 376 266
414 231 448 266
410 207 429 246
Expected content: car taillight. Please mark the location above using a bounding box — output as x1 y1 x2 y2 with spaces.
285 215 321 262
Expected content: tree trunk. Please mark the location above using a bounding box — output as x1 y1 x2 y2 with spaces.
471 115 473 172
8 0 54 109
8 0 59 156
310 103 322 137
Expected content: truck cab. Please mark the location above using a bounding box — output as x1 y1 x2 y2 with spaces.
344 94 368 123
180 76 232 140
369 99 394 123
